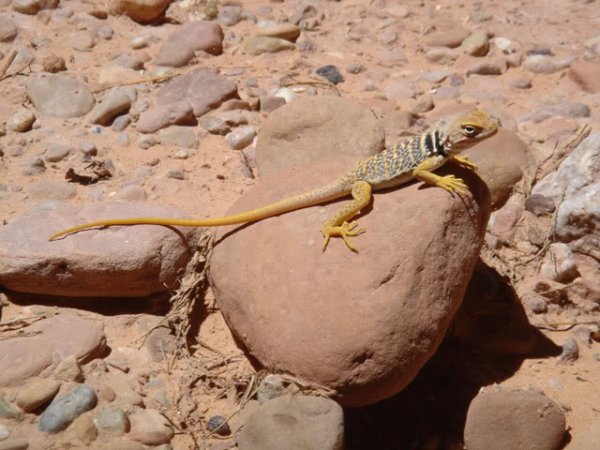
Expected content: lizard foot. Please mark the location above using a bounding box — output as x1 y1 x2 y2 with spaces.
321 221 366 252
436 175 468 194
453 155 478 171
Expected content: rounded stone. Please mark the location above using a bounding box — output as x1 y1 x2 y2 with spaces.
256 96 385 178
464 388 566 450
27 74 95 118
210 159 490 406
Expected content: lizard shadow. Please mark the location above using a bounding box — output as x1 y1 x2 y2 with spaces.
344 260 561 450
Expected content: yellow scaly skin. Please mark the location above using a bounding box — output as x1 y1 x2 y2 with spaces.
49 110 499 251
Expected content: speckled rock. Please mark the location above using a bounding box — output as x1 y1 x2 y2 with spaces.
238 396 344 450
464 387 566 450
0 202 201 297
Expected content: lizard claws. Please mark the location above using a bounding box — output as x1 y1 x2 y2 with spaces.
321 221 366 252
437 175 469 194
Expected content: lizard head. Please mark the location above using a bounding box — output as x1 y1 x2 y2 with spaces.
439 110 499 155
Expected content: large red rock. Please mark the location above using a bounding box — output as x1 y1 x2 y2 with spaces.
210 159 491 406
0 202 200 297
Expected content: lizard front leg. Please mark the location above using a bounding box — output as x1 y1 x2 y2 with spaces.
321 180 372 252
452 155 478 171
412 156 468 194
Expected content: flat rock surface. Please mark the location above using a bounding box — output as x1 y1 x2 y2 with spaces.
0 202 200 297
210 159 491 406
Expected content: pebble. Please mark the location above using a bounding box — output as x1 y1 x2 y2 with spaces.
39 385 97 433
257 23 301 42
525 295 548 314
109 0 171 23
136 102 196 134
425 47 457 64
27 74 95 118
6 109 35 132
558 338 579 363
166 169 185 180
173 149 191 159
506 74 532 89
572 325 593 346
259 96 286 113
112 53 145 70
93 405 130 435
21 156 45 176
128 409 174 445
130 36 149 49
225 125 256 150
69 30 96 51
78 141 98 156
0 16 17 42
111 115 131 132
12 0 58 15
256 374 285 404
0 397 22 421
523 54 573 74
44 143 72 162
137 134 158 149
245 36 295 55
539 243 578 283
466 59 507 76
461 30 490 56
154 20 224 67
525 194 555 216
54 355 84 382
315 65 344 84
425 28 469 48
206 415 230 436
89 86 137 126
218 5 243 27
72 414 97 445
15 378 60 412
158 126 198 149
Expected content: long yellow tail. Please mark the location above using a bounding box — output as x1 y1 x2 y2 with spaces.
49 177 353 240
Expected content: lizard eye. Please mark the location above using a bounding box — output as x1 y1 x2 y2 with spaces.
462 125 481 137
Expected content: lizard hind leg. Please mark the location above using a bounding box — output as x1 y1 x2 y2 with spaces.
321 180 372 252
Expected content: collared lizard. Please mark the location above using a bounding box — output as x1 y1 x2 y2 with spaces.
49 110 499 251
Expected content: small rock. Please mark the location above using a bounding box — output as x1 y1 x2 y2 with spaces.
218 4 243 26
42 54 67 73
13 0 58 15
44 144 72 162
69 30 96 52
111 53 145 70
257 24 301 42
568 60 600 93
137 134 158 149
72 414 97 445
0 16 17 42
89 86 137 126
154 21 224 67
79 141 98 156
111 115 131 132
158 126 198 149
15 378 60 412
466 59 508 76
256 374 285 404
0 396 22 421
6 109 35 133
464 387 566 450
128 409 174 445
238 395 344 450
539 243 578 283
558 338 579 363
0 424 9 440
425 27 470 48
225 125 256 150
572 325 592 347
525 295 548 314
506 74 532 89
425 47 457 64
461 30 490 56
410 95 434 114
93 405 130 435
54 355 84 382
523 54 573 74
494 37 519 54
166 169 184 180
315 65 344 85
130 36 149 49
22 157 46 176
206 415 230 436
27 74 95 118
108 0 170 23
39 385 97 433
144 327 178 362
245 36 295 55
